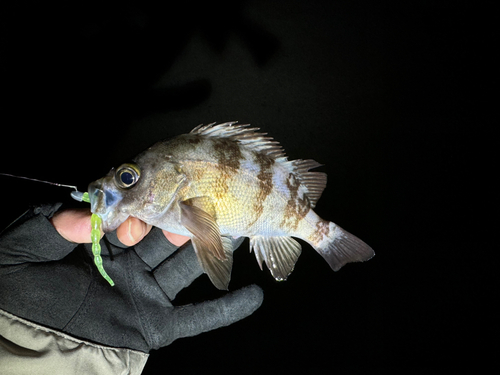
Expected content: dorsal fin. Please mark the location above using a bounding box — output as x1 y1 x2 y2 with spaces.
190 122 327 206
190 122 286 159
283 159 327 208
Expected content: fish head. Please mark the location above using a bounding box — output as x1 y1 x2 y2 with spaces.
88 165 135 232
88 155 187 232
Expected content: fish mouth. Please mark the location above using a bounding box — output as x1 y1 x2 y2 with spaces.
88 182 103 215
88 179 128 232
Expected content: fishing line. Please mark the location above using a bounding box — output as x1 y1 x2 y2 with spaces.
1 172 114 286
0 172 79 191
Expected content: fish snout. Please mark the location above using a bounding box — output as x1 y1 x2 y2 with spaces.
88 179 127 232
88 181 104 214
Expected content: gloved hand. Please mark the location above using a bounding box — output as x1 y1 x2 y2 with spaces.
0 203 263 352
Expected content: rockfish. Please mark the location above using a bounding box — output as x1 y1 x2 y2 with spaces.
89 122 374 289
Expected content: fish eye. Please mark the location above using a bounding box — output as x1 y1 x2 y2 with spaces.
115 163 140 189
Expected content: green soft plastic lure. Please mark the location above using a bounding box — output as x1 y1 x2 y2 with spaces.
90 212 115 286
0 174 115 286
80 192 115 286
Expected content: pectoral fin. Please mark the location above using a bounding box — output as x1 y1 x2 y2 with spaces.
180 199 234 289
180 199 225 260
192 236 234 290
250 236 302 281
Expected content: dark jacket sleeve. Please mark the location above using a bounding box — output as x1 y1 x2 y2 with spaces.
0 203 78 265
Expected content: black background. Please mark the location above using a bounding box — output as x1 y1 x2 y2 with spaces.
1 1 493 372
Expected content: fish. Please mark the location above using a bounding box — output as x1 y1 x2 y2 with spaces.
89 122 374 289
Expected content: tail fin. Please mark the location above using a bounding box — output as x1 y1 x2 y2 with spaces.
314 222 374 271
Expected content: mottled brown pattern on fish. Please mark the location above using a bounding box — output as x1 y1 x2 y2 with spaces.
210 138 243 200
281 173 311 231
165 134 202 151
212 138 243 171
186 135 203 145
213 174 230 201
247 153 275 229
309 219 330 244
190 165 206 183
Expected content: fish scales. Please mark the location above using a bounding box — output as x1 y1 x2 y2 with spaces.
181 144 304 237
161 135 290 235
89 122 374 289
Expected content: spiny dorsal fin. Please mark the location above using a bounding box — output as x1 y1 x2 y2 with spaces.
191 122 327 205
190 122 286 159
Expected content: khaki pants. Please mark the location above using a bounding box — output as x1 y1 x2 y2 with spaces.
0 309 148 375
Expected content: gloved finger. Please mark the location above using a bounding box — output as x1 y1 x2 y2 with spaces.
154 237 246 300
133 227 184 268
156 285 264 348
154 242 203 300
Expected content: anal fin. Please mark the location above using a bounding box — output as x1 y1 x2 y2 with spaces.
250 236 302 281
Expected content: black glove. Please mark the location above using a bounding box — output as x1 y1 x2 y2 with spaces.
0 203 263 352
